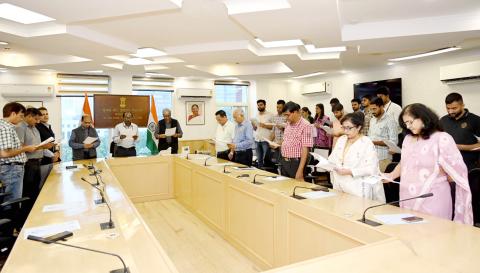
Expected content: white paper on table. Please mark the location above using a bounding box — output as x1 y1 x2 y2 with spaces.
159 147 172 155
36 137 54 148
321 125 333 135
23 220 81 239
297 191 336 199
83 137 98 144
42 202 85 213
374 214 427 225
263 176 290 182
384 140 402 153
263 137 280 148
165 127 176 137
309 152 337 171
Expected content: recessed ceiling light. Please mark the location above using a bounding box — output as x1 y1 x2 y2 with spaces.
0 3 55 24
224 0 291 15
387 62 395 66
305 45 346 53
125 58 153 66
106 55 130 62
0 41 8 45
39 68 54 71
144 64 168 71
145 72 172 77
292 71 326 79
132 48 167 58
255 38 304 48
340 70 348 74
83 70 103 73
102 63 124 70
388 47 461 62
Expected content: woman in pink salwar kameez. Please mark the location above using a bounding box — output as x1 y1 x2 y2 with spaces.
385 103 473 225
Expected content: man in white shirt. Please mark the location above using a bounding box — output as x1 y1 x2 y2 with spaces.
252 99 273 168
214 110 235 160
113 112 139 157
368 97 398 172
375 86 402 130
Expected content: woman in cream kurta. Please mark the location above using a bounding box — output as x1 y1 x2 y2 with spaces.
328 113 385 202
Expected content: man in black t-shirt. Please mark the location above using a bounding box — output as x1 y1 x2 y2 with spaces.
440 92 480 170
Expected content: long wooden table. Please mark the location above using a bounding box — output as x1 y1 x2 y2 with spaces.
2 154 480 273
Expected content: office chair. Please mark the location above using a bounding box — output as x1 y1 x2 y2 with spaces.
468 168 480 226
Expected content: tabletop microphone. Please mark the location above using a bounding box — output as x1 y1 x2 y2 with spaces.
252 174 277 185
81 177 106 205
204 156 214 166
27 233 129 273
358 193 434 226
291 185 328 199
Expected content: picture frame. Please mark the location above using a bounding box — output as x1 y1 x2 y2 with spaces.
185 101 205 125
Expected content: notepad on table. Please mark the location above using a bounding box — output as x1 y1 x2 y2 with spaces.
297 191 336 199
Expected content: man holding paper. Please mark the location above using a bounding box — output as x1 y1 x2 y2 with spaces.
68 115 100 161
113 112 139 157
155 108 183 154
214 110 235 160
15 108 54 206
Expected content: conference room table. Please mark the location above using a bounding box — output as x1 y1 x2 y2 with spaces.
2 154 479 273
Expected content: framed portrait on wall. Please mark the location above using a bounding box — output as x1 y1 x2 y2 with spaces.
186 101 205 125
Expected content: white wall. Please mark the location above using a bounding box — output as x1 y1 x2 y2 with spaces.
256 48 480 118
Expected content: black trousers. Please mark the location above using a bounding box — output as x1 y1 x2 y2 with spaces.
115 146 137 157
23 159 41 212
234 149 253 166
217 150 230 161
280 157 308 179
159 142 178 154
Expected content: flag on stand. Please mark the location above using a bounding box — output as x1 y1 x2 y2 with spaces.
146 96 159 155
81 93 94 127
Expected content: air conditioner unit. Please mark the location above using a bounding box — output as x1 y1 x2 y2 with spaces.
440 60 480 84
0 84 55 98
176 88 213 98
301 81 332 95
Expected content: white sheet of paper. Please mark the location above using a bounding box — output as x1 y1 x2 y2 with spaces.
374 214 427 225
372 174 401 184
476 135 480 141
23 220 81 239
83 137 98 144
320 125 332 135
165 127 176 137
297 191 336 199
384 140 402 153
263 137 280 148
362 176 382 185
42 202 85 213
159 147 172 155
263 176 290 182
309 152 337 171
36 137 54 148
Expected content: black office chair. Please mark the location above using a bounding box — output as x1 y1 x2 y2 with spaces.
468 168 480 226
383 162 400 205
305 149 332 188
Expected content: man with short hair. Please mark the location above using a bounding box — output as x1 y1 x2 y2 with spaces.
214 110 235 160
68 115 100 161
155 108 183 154
113 112 139 157
375 86 402 129
351 98 362 113
368 97 398 172
329 98 340 109
252 99 273 168
15 108 54 204
228 109 254 166
361 94 374 136
36 107 60 188
331 103 346 145
0 103 36 202
270 100 287 163
280 101 313 180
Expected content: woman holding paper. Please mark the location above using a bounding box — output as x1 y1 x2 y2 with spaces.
313 103 331 149
384 103 472 224
328 113 385 202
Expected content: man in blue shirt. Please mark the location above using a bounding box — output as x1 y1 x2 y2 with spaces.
227 109 254 166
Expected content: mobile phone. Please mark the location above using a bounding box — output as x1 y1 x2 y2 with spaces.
401 216 423 223
66 165 77 169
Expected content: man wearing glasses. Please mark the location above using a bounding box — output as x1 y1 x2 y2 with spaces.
368 97 398 172
280 101 313 180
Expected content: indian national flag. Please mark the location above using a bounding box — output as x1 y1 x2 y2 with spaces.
81 92 94 127
146 96 159 155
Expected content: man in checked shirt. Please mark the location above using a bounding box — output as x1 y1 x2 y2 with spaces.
280 101 313 180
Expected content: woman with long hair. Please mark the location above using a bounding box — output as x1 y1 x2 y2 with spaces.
313 103 331 148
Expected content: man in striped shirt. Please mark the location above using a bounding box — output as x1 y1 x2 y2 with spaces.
280 101 313 180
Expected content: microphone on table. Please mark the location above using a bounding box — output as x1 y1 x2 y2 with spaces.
81 177 105 205
252 174 277 185
291 185 328 199
223 164 232 173
358 193 434 226
27 233 130 273
204 156 214 166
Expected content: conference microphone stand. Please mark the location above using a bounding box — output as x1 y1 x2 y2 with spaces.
204 156 214 166
252 174 278 185
28 234 129 273
81 177 106 205
291 185 328 199
358 193 434 226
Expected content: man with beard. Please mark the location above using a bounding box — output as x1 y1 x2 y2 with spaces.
361 94 374 136
368 97 398 172
252 100 273 169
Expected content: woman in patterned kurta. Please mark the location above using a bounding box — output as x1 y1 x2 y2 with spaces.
385 103 473 224
313 103 332 149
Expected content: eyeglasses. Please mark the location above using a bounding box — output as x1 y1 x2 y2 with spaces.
403 119 415 127
341 126 357 131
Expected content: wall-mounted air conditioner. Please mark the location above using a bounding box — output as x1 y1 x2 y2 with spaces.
0 84 55 98
440 60 480 84
176 88 213 99
301 81 332 95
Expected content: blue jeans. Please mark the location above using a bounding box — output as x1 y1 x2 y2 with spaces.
0 164 24 202
255 141 270 168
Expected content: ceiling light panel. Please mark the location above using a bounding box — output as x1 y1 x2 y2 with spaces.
0 3 55 24
292 71 326 79
125 58 153 65
224 0 291 15
304 45 346 53
388 47 461 62
255 38 304 48
132 48 167 58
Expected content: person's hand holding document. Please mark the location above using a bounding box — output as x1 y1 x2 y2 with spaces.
321 125 333 135
165 127 176 137
36 137 55 149
309 152 336 171
263 137 280 149
384 139 401 154
83 137 98 145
